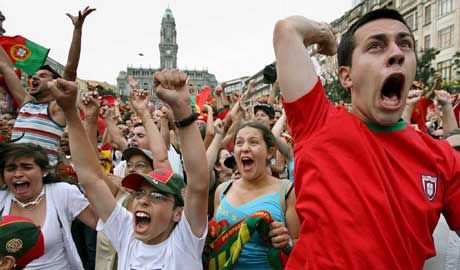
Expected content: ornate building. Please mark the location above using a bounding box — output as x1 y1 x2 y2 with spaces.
117 7 217 97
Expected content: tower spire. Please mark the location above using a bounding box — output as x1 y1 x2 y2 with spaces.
159 6 178 69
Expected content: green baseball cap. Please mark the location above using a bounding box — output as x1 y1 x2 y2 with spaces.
0 215 45 267
122 168 186 206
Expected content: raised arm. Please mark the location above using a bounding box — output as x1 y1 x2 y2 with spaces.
80 90 100 151
154 69 209 237
203 105 215 149
272 113 293 160
63 6 95 81
159 105 173 149
401 89 422 124
268 81 279 105
425 72 442 100
273 16 336 102
436 90 458 135
206 119 225 186
0 47 29 105
101 107 129 150
130 89 171 170
48 79 116 222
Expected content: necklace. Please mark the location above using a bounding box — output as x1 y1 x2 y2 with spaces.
12 186 45 208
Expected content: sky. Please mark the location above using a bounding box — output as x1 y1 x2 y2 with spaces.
0 0 351 85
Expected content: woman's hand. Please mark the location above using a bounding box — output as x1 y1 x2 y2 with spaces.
269 221 291 249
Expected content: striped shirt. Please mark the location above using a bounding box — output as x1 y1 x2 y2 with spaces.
12 102 65 166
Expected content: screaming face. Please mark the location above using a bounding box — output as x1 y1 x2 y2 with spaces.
339 18 416 126
131 182 182 244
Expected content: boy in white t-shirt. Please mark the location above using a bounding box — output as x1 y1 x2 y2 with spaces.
99 168 205 269
49 69 210 270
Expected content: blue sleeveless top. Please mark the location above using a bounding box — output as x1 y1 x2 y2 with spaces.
215 180 291 270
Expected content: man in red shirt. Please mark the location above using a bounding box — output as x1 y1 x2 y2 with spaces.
273 8 460 269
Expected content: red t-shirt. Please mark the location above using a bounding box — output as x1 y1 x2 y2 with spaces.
283 79 460 270
411 97 434 133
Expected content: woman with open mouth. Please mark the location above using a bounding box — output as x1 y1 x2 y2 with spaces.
212 121 300 269
0 142 99 269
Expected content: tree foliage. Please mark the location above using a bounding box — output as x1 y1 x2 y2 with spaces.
415 48 439 86
323 72 351 104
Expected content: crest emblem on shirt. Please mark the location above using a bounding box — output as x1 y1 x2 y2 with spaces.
421 174 437 201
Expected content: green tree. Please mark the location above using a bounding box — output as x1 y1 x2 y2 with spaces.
323 72 351 104
452 51 460 79
415 48 439 86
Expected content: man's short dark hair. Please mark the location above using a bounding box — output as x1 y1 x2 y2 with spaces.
39 65 61 79
337 8 411 68
133 122 144 129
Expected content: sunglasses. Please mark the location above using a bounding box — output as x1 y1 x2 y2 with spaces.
131 190 172 203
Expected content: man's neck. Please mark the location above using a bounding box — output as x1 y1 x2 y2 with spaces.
33 95 54 103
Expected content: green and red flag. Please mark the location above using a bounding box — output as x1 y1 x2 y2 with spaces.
0 35 49 75
203 211 291 270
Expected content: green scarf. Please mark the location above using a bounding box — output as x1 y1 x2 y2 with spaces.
203 211 290 270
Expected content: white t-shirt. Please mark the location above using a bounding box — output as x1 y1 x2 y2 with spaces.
97 204 206 270
424 215 460 270
167 145 184 179
3 183 89 269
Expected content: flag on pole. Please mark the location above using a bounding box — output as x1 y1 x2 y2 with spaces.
0 35 49 75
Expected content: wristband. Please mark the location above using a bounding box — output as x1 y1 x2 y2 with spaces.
175 112 198 128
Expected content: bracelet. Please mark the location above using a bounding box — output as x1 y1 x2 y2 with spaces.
174 112 198 128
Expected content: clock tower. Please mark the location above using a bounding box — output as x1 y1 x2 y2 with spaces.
159 7 178 69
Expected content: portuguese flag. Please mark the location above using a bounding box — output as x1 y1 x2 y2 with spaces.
0 35 49 75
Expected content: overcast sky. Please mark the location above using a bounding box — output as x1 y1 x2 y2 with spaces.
1 0 351 85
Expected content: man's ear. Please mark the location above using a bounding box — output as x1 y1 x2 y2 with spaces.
0 255 15 269
172 207 183 223
338 66 353 90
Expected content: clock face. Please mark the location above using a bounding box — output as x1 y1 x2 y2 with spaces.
166 49 171 55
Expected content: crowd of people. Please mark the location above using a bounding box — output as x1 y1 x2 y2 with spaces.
0 6 459 270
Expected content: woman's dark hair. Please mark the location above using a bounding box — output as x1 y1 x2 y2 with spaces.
338 8 412 68
0 143 59 184
234 121 276 149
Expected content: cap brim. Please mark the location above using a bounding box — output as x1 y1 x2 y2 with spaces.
122 147 153 162
121 173 146 191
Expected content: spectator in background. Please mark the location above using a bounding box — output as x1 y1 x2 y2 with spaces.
0 7 95 166
0 143 98 269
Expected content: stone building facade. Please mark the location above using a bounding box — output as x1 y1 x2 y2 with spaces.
117 7 217 98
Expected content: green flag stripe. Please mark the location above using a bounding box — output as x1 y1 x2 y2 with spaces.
13 39 49 75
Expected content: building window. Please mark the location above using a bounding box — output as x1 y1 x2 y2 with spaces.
437 60 452 80
438 25 454 49
424 35 431 49
405 12 418 31
438 0 453 17
424 5 431 24
401 0 414 7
